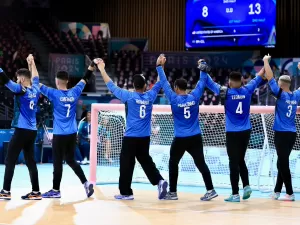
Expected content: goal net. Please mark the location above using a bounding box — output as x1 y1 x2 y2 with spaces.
89 104 300 192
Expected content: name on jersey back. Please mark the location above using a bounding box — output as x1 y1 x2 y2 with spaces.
28 93 37 98
232 95 245 100
286 100 297 105
60 97 75 102
136 99 149 105
178 101 195 108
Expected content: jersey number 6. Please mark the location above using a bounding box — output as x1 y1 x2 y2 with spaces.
140 105 146 118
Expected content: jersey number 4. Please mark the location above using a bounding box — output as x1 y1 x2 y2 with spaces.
236 102 243 114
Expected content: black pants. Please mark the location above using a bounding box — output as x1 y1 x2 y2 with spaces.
52 133 87 190
119 137 163 195
226 130 251 195
274 131 296 195
169 134 214 192
3 128 39 192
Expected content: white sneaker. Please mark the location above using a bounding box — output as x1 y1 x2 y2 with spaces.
270 192 280 200
279 194 295 201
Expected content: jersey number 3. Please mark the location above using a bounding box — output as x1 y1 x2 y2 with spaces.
286 105 292 117
236 102 243 114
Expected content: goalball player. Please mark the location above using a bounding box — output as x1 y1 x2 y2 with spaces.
40 63 96 199
156 55 217 201
95 58 168 200
0 55 41 200
203 62 265 202
263 54 298 201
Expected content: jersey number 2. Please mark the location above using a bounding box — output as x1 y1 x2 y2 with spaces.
140 105 146 118
65 104 71 118
236 102 243 114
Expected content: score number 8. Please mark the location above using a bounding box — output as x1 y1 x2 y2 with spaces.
202 6 208 17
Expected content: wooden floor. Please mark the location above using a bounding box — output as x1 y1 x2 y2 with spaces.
0 185 299 225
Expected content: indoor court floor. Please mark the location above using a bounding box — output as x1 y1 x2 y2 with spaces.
0 164 299 225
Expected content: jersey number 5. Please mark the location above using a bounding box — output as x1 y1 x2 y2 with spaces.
184 107 191 119
236 102 243 114
65 104 71 118
140 105 146 118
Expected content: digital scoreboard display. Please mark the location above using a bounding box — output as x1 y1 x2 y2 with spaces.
185 0 276 49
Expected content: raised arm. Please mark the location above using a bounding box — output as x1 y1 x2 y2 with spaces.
263 55 280 96
244 67 264 94
27 54 39 81
202 71 221 95
0 68 24 94
96 59 131 103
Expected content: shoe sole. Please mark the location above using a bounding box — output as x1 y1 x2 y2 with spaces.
42 196 61 199
243 190 252 200
114 197 134 200
224 199 240 202
201 193 218 201
0 197 11 200
163 197 178 200
158 181 168 200
22 197 42 200
87 184 94 198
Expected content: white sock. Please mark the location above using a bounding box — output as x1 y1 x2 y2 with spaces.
207 190 213 193
52 189 59 192
3 190 9 193
33 191 39 194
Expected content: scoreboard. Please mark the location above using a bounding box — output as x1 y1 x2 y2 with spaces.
185 0 276 49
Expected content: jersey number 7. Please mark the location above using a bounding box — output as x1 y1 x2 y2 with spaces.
65 104 71 117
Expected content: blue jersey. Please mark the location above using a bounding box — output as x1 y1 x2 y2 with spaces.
156 66 206 137
205 72 262 132
6 77 40 130
269 78 300 132
40 81 85 135
106 81 161 137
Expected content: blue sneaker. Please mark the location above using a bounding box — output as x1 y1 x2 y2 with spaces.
84 182 94 198
158 180 168 200
42 190 61 199
242 186 252 200
224 194 240 202
114 194 134 200
21 192 42 200
200 189 218 201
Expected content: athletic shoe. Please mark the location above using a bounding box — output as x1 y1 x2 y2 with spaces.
242 186 252 200
270 192 280 200
84 182 94 198
200 189 218 201
158 180 168 200
224 194 240 202
21 192 42 200
279 194 295 201
0 190 11 200
114 194 134 200
42 190 61 198
163 192 178 200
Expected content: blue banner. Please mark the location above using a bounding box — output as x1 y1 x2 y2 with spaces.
143 51 260 68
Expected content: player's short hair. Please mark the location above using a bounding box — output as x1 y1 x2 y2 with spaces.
174 78 187 91
133 74 146 90
56 71 69 81
229 71 242 82
279 75 291 84
16 68 31 79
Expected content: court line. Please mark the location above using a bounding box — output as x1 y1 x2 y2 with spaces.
120 204 300 220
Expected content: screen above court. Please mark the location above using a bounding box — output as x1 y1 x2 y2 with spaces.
185 0 276 49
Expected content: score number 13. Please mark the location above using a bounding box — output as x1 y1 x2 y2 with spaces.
249 3 261 15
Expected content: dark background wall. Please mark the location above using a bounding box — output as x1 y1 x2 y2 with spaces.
49 0 299 56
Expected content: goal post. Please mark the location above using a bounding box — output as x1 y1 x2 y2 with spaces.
89 104 300 192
